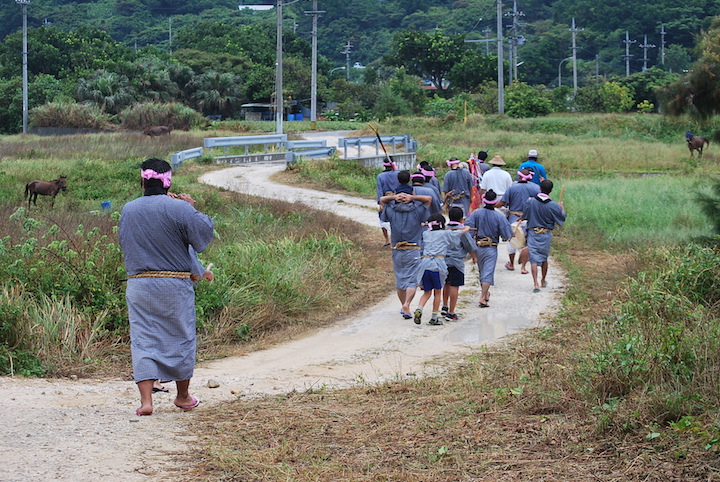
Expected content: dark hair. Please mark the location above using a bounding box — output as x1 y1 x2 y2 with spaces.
483 189 497 209
540 179 554 194
477 151 488 161
140 158 171 191
448 206 464 222
427 213 446 230
397 170 410 184
411 172 425 184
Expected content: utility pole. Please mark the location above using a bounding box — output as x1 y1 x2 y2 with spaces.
569 17 583 96
505 0 524 83
482 26 492 55
660 25 666 66
639 34 655 71
168 17 173 54
497 0 504 114
275 0 283 134
341 40 352 81
595 53 599 84
623 30 636 77
304 0 324 131
16 0 30 134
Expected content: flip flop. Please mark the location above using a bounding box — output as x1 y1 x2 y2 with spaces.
401 311 412 319
504 262 515 271
533 288 541 293
479 301 489 308
175 396 201 411
135 408 153 416
152 386 169 393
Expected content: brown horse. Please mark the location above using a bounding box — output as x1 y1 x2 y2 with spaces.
24 176 67 208
686 131 710 158
144 125 172 137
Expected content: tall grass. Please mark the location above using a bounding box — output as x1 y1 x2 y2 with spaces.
578 245 720 433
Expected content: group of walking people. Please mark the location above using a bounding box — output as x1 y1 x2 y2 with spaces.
377 149 566 325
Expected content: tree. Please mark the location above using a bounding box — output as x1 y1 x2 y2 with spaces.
388 29 465 91
446 51 499 92
615 67 679 112
575 81 634 113
660 17 720 120
505 82 553 118
188 71 243 118
75 70 135 115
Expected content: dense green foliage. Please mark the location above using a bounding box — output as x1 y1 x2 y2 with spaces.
0 2 718 133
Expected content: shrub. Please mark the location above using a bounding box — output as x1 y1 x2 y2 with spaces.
505 82 553 118
30 101 113 129
118 102 206 131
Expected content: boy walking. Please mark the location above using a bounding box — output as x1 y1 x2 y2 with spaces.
441 206 476 321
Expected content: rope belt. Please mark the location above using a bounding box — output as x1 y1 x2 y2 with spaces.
532 227 551 234
421 255 445 258
476 237 498 247
393 242 422 251
128 271 193 280
509 210 523 216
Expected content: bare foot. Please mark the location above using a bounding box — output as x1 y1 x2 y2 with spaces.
541 280 547 288
135 405 153 416
520 268 528 274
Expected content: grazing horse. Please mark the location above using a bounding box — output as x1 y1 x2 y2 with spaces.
24 176 67 208
686 131 710 158
144 125 172 137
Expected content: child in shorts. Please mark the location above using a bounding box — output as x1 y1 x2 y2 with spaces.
413 213 471 325
441 206 477 321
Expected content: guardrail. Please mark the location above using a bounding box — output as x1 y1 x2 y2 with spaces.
338 135 414 158
286 139 327 150
171 147 204 169
204 134 288 155
286 147 337 164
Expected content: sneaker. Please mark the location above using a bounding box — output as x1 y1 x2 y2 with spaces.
444 312 458 321
413 308 423 325
441 305 449 316
428 318 444 326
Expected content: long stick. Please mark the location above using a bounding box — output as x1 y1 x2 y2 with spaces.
558 185 566 203
368 123 391 162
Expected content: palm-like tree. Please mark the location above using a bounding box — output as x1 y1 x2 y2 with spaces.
76 70 135 114
188 71 244 118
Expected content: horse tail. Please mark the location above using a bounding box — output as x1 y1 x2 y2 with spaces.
24 182 30 199
705 138 711 148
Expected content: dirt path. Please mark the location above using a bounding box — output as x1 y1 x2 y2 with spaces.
0 133 565 480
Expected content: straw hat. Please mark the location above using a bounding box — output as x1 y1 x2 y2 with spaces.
488 155 505 166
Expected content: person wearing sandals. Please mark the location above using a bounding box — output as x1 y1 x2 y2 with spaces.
412 213 471 325
464 189 514 308
379 175 432 319
441 207 476 321
495 167 540 273
119 158 215 416
376 158 400 247
520 179 566 293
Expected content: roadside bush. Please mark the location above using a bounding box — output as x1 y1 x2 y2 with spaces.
118 101 205 131
575 82 634 113
30 101 113 129
579 245 720 427
505 82 553 118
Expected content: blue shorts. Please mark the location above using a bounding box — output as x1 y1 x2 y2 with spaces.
420 270 443 291
445 266 464 287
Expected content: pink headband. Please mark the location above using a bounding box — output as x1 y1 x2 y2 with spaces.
411 173 425 182
517 170 534 182
420 168 435 178
446 159 460 167
383 160 397 170
141 169 172 188
427 221 443 230
482 194 498 205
